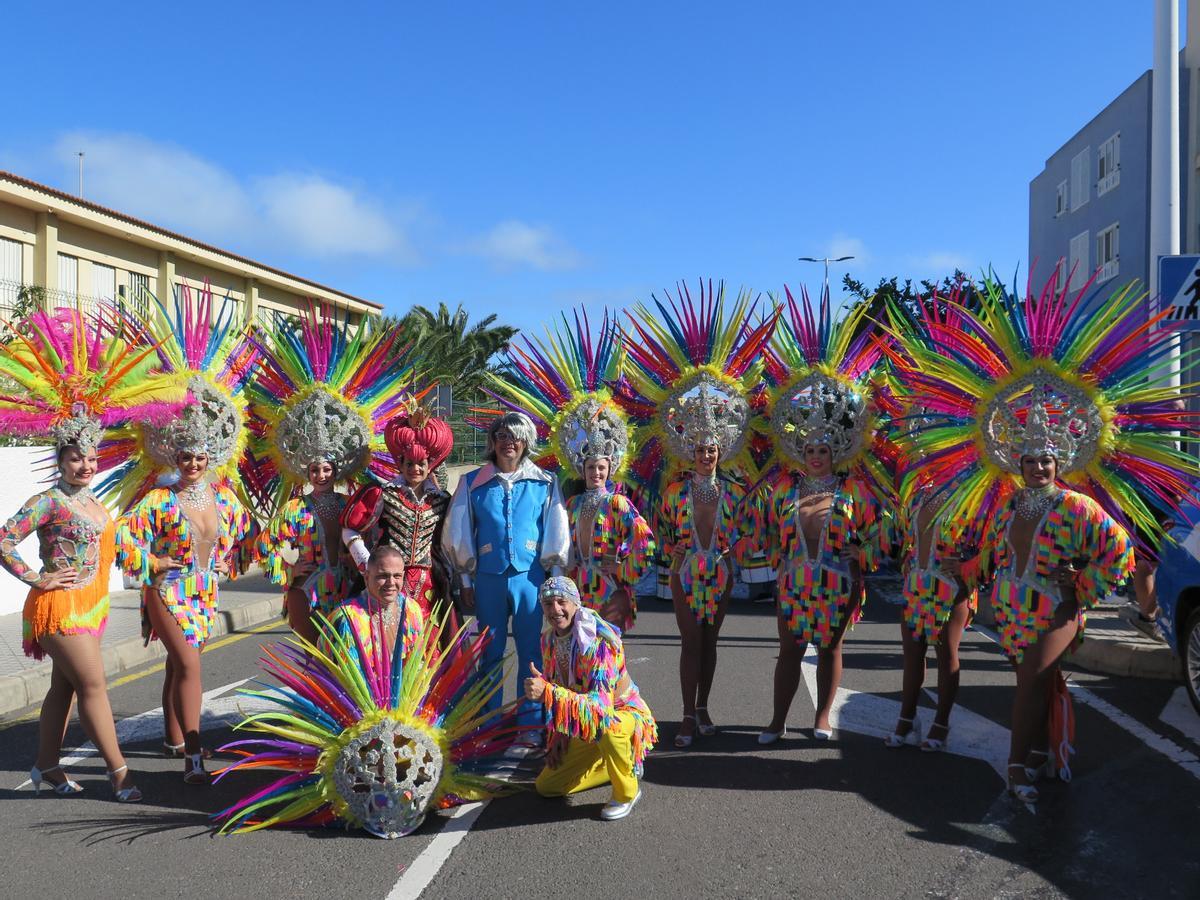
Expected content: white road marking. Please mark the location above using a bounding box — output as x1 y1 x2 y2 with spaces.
1159 686 1200 746
386 801 490 900
16 678 258 789
799 646 1009 779
972 623 1200 782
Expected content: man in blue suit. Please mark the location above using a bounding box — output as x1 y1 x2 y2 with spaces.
442 411 569 742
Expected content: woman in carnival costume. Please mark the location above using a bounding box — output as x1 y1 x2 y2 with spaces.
757 287 889 744
215 583 518 839
613 281 777 748
248 305 415 643
0 308 183 801
524 575 657 820
902 274 1194 803
341 405 455 622
487 310 655 632
111 286 259 783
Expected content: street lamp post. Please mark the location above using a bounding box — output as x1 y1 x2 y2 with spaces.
798 255 855 299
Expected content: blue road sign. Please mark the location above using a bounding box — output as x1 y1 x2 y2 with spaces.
1159 254 1200 328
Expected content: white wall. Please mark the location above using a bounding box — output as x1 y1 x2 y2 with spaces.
0 446 125 615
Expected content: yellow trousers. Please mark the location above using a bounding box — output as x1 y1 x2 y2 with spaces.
535 708 640 803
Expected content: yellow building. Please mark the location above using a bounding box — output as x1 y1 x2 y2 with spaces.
0 169 380 325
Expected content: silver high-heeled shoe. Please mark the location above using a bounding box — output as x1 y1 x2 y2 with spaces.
883 715 922 748
30 764 83 796
694 706 717 737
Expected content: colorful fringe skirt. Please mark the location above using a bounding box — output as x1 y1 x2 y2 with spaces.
21 524 115 659
902 567 975 644
778 560 862 648
673 550 730 624
992 577 1084 665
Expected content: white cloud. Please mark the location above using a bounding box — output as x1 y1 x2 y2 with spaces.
257 174 415 261
826 233 869 266
55 132 254 238
51 131 416 262
910 251 974 274
463 220 583 271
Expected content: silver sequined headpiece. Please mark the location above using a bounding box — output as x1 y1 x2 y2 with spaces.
275 387 372 481
981 368 1101 475
539 575 582 606
50 402 103 455
144 375 241 468
559 397 629 476
661 372 750 461
329 717 444 839
772 372 870 468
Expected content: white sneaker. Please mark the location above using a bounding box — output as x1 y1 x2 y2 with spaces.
599 789 642 821
757 728 784 745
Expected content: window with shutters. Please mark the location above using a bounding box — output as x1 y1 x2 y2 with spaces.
1055 180 1068 217
1097 134 1120 196
1096 223 1119 282
92 262 116 301
1068 230 1090 291
1054 256 1068 291
57 254 78 296
0 237 21 310
1070 148 1090 211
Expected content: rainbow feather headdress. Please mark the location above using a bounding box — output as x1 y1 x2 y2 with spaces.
763 286 893 492
245 304 416 515
611 280 779 499
487 308 632 481
0 306 185 466
215 611 516 839
888 271 1200 548
98 284 262 509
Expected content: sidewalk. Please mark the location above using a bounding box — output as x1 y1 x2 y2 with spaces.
0 572 282 718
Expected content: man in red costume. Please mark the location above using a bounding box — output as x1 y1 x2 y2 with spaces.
341 409 455 619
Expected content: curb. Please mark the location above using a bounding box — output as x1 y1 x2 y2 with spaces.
0 595 281 719
1069 610 1182 682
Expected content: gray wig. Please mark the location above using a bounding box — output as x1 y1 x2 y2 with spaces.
486 411 538 464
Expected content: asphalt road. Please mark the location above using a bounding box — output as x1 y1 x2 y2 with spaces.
1 584 1198 900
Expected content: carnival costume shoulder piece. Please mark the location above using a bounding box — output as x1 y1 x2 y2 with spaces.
0 307 185 657
216 611 517 839
98 283 262 510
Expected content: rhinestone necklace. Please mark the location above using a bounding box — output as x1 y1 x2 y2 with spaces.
579 487 609 522
55 479 97 503
799 474 840 500
691 474 720 504
1015 484 1059 520
175 482 213 510
372 598 399 629
309 491 342 517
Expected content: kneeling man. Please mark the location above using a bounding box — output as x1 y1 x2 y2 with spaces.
524 576 657 820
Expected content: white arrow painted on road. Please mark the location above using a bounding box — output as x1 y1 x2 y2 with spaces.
800 645 1009 780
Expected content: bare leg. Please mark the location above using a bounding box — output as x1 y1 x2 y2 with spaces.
896 621 927 735
285 588 318 645
929 598 971 736
695 589 731 728
1133 559 1158 617
1008 605 1080 788
38 633 134 791
765 609 805 733
145 589 205 758
671 575 701 743
34 664 76 784
161 654 183 747
814 597 860 732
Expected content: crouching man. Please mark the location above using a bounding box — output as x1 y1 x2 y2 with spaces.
523 576 657 820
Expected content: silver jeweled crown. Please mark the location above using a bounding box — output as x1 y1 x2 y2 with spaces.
50 402 103 454
144 375 241 468
661 372 750 461
981 369 1100 474
275 387 372 480
771 371 869 468
559 397 629 475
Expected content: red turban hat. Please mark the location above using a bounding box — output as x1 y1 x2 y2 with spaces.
384 408 454 469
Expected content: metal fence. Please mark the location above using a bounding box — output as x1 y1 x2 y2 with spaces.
447 386 493 467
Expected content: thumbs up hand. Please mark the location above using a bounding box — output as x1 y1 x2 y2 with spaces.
524 661 548 702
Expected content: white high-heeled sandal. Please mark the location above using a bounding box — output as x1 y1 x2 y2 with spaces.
30 764 83 796
695 706 717 737
107 765 143 803
883 715 922 748
920 721 949 752
674 714 696 748
1007 764 1039 803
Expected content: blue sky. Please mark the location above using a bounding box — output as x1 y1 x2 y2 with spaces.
1 1 1175 335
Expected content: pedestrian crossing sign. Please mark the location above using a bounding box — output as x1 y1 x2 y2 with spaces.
1158 254 1200 328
